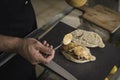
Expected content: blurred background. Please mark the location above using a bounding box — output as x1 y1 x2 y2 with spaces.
31 0 120 79
31 0 119 28
31 0 69 28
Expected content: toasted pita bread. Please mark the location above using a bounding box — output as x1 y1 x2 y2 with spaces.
71 29 105 48
62 51 96 63
61 29 105 63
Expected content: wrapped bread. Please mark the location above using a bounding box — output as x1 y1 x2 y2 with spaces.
62 42 96 63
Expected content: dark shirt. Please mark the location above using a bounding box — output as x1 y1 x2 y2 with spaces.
0 0 37 80
0 0 37 37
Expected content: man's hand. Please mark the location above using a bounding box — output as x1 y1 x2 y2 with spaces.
17 38 55 65
0 35 55 65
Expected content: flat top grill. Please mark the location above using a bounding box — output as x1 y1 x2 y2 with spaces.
40 22 120 80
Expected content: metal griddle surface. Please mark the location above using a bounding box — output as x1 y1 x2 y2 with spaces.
40 22 120 80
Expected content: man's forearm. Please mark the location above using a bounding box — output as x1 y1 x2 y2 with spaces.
0 35 23 53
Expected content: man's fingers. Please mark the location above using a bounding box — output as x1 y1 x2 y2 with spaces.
34 40 55 63
37 50 55 64
45 50 55 63
50 45 53 49
43 40 47 45
36 41 54 55
43 40 53 48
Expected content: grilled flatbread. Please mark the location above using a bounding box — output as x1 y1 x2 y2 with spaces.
61 29 105 63
71 29 105 48
62 46 96 63
62 52 96 63
61 43 96 63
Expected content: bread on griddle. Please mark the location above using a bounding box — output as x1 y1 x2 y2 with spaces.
71 29 105 48
61 29 105 63
63 33 73 45
62 42 96 63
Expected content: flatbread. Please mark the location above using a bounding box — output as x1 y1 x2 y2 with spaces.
61 29 105 63
71 29 105 48
62 51 96 63
62 44 96 63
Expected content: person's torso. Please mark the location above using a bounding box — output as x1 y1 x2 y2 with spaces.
0 0 37 37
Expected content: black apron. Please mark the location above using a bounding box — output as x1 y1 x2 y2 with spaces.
0 0 37 37
0 0 37 80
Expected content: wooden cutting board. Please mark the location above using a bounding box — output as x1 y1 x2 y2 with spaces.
79 5 120 33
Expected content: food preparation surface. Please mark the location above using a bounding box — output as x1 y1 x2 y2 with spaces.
40 22 120 80
81 5 120 33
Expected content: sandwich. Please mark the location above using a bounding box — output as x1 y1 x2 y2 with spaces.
61 29 105 63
